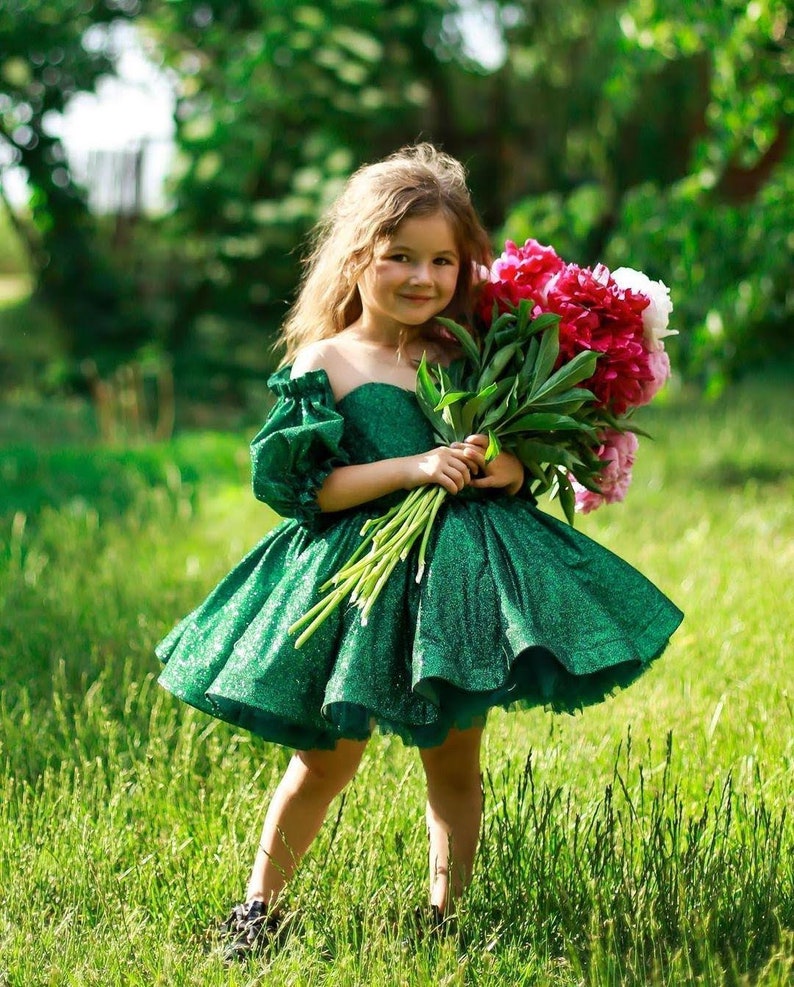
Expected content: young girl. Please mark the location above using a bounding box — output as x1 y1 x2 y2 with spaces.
156 144 683 959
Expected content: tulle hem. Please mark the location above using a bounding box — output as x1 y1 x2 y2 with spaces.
158 628 677 751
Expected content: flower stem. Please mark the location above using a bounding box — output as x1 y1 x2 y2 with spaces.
415 486 447 583
290 482 449 647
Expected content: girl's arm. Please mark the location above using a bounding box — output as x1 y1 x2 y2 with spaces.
289 345 486 514
317 442 486 513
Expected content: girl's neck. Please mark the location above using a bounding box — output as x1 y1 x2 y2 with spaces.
344 318 418 350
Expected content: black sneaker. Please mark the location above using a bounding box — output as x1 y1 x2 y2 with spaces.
218 900 283 963
412 904 457 941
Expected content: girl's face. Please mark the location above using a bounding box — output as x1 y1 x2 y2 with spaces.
356 212 460 335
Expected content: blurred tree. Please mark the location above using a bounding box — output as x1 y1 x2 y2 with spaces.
143 0 479 395
1 0 789 393
0 0 151 362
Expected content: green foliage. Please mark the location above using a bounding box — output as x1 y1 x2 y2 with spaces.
0 200 29 275
144 0 464 367
0 431 248 523
1 1 789 392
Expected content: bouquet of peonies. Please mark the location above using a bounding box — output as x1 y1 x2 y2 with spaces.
289 238 676 648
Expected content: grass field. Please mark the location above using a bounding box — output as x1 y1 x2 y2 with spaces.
1 373 792 986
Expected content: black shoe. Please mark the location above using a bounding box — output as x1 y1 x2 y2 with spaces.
412 904 456 942
218 900 284 963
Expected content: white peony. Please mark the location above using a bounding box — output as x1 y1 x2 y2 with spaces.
611 267 677 351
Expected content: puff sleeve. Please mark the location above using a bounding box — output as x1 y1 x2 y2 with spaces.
250 367 349 527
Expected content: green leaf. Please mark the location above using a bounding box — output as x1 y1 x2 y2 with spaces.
525 312 560 337
529 386 595 408
530 349 599 401
481 310 514 365
476 382 499 401
480 376 520 430
444 357 467 390
554 471 576 526
485 431 501 462
493 323 520 348
416 353 441 417
527 323 560 396
442 402 463 437
435 317 481 368
477 379 513 429
516 298 533 334
416 355 454 443
478 342 519 388
514 438 577 470
499 413 589 436
525 458 549 484
485 311 515 336
434 390 475 411
461 383 498 434
568 466 603 494
517 336 541 392
624 422 653 439
529 463 557 495
435 362 455 394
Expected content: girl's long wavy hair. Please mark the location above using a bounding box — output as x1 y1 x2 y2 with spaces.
278 143 492 366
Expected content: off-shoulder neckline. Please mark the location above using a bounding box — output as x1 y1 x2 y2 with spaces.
336 380 416 405
281 366 416 405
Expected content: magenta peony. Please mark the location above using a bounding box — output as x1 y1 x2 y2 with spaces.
470 237 676 512
477 240 672 417
491 238 564 291
542 263 653 415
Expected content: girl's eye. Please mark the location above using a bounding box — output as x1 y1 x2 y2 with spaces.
386 253 457 265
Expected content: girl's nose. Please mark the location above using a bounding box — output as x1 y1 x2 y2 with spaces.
409 263 433 285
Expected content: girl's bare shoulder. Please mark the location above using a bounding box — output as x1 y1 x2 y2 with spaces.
290 336 366 401
290 338 341 378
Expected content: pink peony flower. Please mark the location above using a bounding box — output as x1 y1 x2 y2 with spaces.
473 239 675 517
478 238 564 321
634 347 671 406
570 429 639 513
492 238 564 291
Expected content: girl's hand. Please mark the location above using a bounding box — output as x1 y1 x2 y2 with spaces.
403 443 487 495
464 433 525 496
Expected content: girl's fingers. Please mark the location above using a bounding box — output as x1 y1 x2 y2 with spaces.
441 472 462 494
464 449 487 471
448 460 471 492
450 442 485 474
463 433 489 449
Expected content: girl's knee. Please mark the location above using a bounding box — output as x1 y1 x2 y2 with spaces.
421 726 482 766
420 727 483 790
293 738 366 794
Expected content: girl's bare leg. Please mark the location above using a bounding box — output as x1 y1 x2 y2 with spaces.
245 738 368 908
419 725 484 913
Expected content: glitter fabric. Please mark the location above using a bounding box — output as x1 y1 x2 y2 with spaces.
156 367 683 749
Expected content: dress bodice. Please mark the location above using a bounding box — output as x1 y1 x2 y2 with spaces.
336 383 436 465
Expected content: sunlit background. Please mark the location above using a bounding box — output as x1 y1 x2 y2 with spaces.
0 0 790 420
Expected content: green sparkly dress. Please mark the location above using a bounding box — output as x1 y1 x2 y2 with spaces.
156 367 683 749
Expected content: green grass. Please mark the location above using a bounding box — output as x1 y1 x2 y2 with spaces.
1 375 793 985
